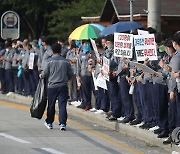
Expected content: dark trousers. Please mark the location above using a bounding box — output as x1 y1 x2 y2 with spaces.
154 83 169 130
168 98 176 132
46 85 68 125
144 82 155 123
68 75 77 101
176 91 180 127
5 69 14 92
137 82 149 123
119 77 133 119
133 83 143 121
29 70 39 94
81 75 95 107
97 87 110 112
107 78 121 118
32 69 39 90
22 70 31 95
0 68 6 92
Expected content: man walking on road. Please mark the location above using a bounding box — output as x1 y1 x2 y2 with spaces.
42 43 73 130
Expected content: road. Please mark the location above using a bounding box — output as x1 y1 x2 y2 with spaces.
0 100 169 154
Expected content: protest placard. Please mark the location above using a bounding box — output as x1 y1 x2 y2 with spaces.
102 56 110 81
90 38 99 58
114 32 133 58
134 34 158 61
96 73 107 90
137 29 149 35
28 53 35 70
92 71 98 90
129 61 162 76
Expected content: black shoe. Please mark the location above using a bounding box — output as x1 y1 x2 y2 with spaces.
120 117 132 124
154 128 163 134
139 123 149 129
157 131 169 138
77 105 85 109
163 136 172 144
145 123 156 130
107 115 117 121
129 119 142 125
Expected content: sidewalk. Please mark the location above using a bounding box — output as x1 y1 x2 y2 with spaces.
0 93 179 153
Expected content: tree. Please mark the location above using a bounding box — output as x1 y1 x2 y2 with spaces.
48 0 105 41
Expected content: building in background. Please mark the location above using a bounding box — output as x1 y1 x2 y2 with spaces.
81 0 180 35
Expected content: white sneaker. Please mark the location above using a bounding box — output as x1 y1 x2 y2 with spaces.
117 117 125 121
149 126 159 131
44 122 53 129
136 122 144 127
90 108 97 112
71 101 76 105
95 110 104 114
6 92 14 96
74 101 82 107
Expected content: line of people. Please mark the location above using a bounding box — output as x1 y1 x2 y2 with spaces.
0 29 179 144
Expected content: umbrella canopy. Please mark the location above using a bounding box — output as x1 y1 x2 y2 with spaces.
100 21 143 36
69 23 105 40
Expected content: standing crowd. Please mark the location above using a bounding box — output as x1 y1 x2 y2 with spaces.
0 28 179 143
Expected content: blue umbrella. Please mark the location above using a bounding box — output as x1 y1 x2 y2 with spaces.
100 21 143 36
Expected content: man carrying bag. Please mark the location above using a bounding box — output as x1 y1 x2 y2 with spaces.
41 43 73 130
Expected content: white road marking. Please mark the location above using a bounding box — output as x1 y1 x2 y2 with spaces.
0 133 31 144
41 148 65 154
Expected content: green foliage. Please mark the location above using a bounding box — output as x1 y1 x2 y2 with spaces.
48 0 105 41
0 0 105 40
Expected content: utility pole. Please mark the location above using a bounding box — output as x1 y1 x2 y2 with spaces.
128 0 135 21
148 0 161 32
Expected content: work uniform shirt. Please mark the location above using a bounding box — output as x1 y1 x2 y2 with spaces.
77 51 95 77
66 49 77 75
42 54 73 88
41 45 53 71
4 48 15 70
169 50 180 92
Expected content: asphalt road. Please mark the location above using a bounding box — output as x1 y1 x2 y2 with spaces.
0 100 169 154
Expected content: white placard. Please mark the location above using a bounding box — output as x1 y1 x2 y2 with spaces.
96 73 107 90
130 61 162 76
92 71 98 90
90 38 99 58
102 56 110 81
134 34 158 61
137 29 149 35
28 53 35 70
114 33 133 58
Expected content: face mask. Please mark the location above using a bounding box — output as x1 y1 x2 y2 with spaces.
107 44 113 50
83 44 90 53
166 51 171 57
75 41 81 48
38 41 42 47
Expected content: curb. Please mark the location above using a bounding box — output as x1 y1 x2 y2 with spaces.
0 93 180 153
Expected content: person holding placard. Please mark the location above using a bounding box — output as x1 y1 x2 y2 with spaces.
93 40 110 114
104 35 121 121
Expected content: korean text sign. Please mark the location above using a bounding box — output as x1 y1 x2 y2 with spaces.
134 34 157 61
114 33 133 58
